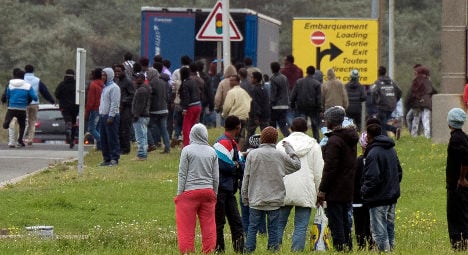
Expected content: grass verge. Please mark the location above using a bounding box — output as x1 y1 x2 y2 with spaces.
0 128 460 254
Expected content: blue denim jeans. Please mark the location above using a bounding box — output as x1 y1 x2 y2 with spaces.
88 110 100 149
100 114 120 162
149 114 170 151
278 206 311 251
245 208 280 253
378 110 396 135
369 203 396 252
173 107 183 139
239 194 266 234
132 117 149 158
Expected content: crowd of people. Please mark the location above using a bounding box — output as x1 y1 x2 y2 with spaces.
0 54 438 153
173 55 468 253
1 53 467 253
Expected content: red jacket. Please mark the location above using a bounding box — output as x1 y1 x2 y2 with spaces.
464 83 468 107
280 64 303 92
85 79 104 116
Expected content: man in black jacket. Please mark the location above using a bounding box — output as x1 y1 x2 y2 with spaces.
445 108 468 251
55 69 78 149
361 122 402 252
149 62 171 154
290 66 322 141
317 106 358 252
371 66 402 138
114 64 135 154
246 71 270 141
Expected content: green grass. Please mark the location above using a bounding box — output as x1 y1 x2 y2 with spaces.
0 128 461 254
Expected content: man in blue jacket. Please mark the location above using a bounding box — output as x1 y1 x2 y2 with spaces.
213 115 244 253
2 68 38 147
361 121 403 252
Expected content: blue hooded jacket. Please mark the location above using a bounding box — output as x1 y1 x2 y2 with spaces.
6 79 38 110
361 135 403 207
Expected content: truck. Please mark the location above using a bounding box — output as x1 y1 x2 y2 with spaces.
141 6 281 74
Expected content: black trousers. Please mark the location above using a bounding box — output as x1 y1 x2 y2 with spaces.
62 108 78 142
270 109 290 137
447 189 468 250
294 110 321 141
215 189 244 253
353 205 374 250
119 106 132 154
326 201 353 252
3 109 26 144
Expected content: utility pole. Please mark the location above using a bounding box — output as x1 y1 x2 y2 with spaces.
388 0 395 78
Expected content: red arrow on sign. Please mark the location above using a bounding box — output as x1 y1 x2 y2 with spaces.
310 30 325 46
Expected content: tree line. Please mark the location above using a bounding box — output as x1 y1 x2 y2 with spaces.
0 0 441 96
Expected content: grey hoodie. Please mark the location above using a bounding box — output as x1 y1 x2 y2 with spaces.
177 124 219 195
99 68 121 117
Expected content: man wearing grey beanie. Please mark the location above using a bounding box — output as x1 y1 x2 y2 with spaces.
446 108 468 251
317 106 359 251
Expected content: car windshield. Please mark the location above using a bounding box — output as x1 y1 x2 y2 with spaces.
37 110 63 120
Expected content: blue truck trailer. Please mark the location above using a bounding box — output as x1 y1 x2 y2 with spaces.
141 6 281 74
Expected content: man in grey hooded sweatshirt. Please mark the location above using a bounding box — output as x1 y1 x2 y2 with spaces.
99 67 121 167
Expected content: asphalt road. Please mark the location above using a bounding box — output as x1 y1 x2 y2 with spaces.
0 143 90 187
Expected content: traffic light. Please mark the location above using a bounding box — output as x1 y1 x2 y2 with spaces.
215 13 222 34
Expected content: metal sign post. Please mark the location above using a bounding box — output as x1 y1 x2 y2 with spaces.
76 48 86 175
222 0 231 69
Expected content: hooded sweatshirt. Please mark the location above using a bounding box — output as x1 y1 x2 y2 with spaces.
99 68 121 118
322 69 349 110
6 79 38 110
214 65 237 112
361 135 402 207
277 132 323 207
345 79 366 115
177 123 219 195
55 75 77 111
319 127 359 202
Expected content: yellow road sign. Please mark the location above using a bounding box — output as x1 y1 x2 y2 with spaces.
293 19 379 85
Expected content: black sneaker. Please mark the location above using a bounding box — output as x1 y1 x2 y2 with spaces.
17 141 25 147
109 160 118 167
99 161 111 167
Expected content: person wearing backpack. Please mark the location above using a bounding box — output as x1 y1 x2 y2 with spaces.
371 66 402 139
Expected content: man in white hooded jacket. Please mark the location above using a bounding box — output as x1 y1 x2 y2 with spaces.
276 117 324 251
